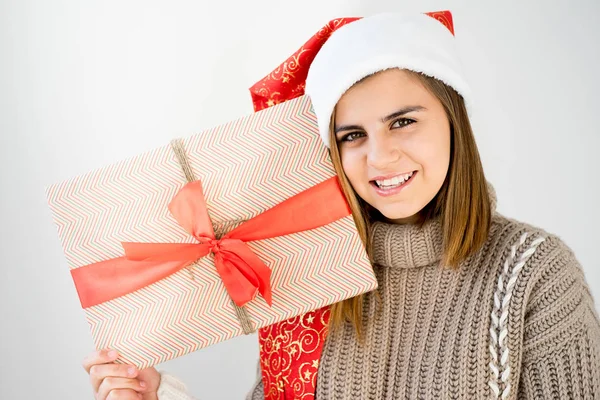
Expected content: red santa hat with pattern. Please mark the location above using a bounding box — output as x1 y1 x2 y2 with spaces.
250 10 472 148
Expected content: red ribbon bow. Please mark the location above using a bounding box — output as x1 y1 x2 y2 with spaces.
121 180 273 307
71 177 350 309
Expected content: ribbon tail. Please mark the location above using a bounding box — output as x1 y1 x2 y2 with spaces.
71 257 192 308
214 253 261 307
220 240 273 306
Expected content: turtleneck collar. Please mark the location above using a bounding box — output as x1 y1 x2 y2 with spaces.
369 181 497 269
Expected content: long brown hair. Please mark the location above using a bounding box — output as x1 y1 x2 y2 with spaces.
327 69 491 337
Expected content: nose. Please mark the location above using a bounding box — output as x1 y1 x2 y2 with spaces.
366 133 401 170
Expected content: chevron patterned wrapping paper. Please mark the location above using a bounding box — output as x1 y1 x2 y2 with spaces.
45 94 378 369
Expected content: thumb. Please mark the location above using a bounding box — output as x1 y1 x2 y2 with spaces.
137 367 161 392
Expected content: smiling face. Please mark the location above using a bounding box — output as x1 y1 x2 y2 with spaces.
333 68 451 224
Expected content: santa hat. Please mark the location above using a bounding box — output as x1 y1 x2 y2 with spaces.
249 10 471 148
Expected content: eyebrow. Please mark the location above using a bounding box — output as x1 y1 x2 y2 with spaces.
334 105 427 134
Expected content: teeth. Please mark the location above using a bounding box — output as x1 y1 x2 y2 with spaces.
376 172 413 188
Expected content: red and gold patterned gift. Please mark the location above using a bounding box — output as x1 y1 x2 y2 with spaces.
45 94 377 370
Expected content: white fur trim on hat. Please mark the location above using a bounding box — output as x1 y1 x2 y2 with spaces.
305 12 473 147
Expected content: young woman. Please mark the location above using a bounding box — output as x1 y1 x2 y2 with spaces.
82 11 600 399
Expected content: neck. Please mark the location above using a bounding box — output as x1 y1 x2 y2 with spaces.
369 217 444 269
383 214 420 225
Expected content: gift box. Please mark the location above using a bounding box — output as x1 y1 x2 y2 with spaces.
45 94 378 369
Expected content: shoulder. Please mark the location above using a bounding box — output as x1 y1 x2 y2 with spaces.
480 211 587 305
483 212 600 358
478 181 576 275
483 212 582 283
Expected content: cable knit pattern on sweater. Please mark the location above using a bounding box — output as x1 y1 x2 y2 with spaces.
156 195 600 399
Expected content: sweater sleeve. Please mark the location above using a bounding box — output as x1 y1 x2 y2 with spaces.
156 370 198 400
518 238 600 399
155 359 264 400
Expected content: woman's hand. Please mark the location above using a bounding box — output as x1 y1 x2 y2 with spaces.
82 348 161 400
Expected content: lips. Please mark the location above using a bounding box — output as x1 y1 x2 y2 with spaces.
369 171 417 197
371 171 416 189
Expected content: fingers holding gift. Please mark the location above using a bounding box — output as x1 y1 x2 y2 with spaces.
82 348 147 399
96 378 146 400
89 362 141 392
82 348 122 373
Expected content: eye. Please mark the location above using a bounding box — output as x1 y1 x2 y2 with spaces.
339 131 366 142
391 118 416 129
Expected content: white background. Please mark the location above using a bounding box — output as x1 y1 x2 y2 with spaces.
1 0 599 399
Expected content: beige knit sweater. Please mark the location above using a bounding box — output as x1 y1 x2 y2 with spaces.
157 188 600 399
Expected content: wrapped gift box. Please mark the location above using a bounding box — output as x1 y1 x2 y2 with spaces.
45 94 377 369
